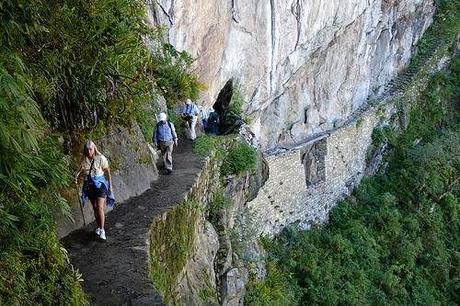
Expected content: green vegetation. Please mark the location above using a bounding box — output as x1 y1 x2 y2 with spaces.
193 134 257 176
0 20 86 300
229 87 244 116
149 200 200 305
192 135 223 157
207 189 232 227
245 263 300 306
221 142 258 176
1 0 201 145
246 53 460 305
136 104 158 142
167 108 184 135
392 0 459 92
153 43 204 107
0 130 87 303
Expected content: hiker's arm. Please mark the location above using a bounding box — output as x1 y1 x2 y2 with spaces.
104 166 113 193
171 123 178 146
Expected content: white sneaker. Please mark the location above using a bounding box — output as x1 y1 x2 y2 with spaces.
95 228 101 236
99 229 106 240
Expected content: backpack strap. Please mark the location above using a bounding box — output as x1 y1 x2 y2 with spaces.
86 158 95 179
156 120 172 129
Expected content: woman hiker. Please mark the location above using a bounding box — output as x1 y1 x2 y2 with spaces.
75 140 115 240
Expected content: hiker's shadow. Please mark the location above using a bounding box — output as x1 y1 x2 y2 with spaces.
62 228 105 249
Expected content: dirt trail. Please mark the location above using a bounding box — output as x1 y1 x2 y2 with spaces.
62 139 202 306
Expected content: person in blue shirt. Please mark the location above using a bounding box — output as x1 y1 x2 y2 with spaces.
181 99 199 140
153 112 178 174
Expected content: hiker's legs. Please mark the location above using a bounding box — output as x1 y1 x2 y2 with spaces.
95 197 105 229
189 116 197 140
184 119 192 139
159 142 173 170
158 143 167 169
90 198 100 228
164 143 174 170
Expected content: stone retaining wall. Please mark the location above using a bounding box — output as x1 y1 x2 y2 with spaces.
245 102 395 235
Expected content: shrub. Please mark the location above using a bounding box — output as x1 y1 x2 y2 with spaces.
207 190 232 227
192 135 221 157
0 0 202 136
229 87 244 116
245 262 301 306
221 141 257 176
153 43 205 107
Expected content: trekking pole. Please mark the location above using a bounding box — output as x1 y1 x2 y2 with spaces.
76 182 86 226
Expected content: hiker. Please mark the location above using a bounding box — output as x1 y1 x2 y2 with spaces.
153 112 178 174
181 98 199 140
74 140 114 241
207 108 220 135
199 106 209 132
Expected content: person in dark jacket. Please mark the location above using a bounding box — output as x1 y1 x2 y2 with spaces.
153 112 178 174
207 108 220 135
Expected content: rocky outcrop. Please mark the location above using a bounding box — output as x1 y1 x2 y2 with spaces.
148 137 267 305
148 0 434 150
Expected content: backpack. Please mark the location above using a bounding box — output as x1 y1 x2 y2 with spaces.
153 121 173 144
156 120 172 130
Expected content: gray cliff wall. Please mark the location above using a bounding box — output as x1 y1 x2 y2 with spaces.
148 0 434 149
243 43 454 237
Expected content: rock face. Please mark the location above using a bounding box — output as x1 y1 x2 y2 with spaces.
243 39 454 237
148 0 434 150
146 1 439 304
148 138 268 305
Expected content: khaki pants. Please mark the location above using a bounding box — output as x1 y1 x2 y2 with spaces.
185 116 198 140
158 141 174 170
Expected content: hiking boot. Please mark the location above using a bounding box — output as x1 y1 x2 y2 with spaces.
166 169 172 175
95 228 101 236
99 229 106 240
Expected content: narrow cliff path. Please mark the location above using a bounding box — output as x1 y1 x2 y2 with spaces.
62 139 203 306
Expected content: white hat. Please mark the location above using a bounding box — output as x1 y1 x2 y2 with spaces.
84 140 96 149
185 99 192 105
158 112 167 121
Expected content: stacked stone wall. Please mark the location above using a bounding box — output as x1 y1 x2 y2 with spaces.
245 101 394 235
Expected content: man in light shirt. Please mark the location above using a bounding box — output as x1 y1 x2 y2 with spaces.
153 112 178 174
181 99 199 140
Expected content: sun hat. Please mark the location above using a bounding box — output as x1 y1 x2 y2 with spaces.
158 112 167 121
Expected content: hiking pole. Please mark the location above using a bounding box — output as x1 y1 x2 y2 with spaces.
76 182 86 226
